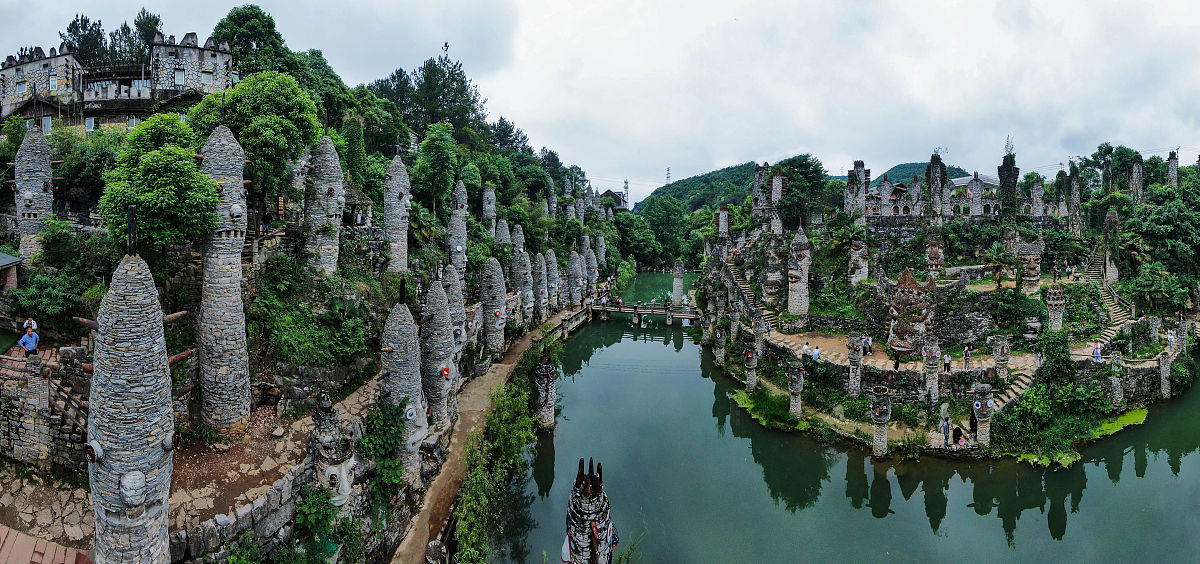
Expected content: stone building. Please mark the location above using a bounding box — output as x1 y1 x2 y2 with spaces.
197 125 250 437
384 156 411 273
88 254 175 562
304 136 345 274
380 303 427 482
14 126 53 260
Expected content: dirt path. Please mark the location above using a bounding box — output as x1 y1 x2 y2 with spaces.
392 311 566 562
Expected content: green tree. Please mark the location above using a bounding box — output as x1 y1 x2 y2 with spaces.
107 22 139 65
59 14 107 67
1040 330 1075 386
369 44 487 146
211 5 296 75
640 195 687 266
490 117 529 153
341 116 366 187
412 122 459 221
133 9 163 58
293 49 355 127
351 86 408 156
982 241 1016 291
614 212 661 267
99 114 218 255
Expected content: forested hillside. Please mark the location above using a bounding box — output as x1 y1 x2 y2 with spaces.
632 161 757 213
872 161 969 186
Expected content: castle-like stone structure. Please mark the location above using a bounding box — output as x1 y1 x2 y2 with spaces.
14 126 53 260
89 253 176 562
304 136 345 274
197 125 250 437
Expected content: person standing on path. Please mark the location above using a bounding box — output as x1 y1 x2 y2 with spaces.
943 352 951 373
1093 341 1102 362
18 327 38 358
22 317 36 333
866 335 873 355
1169 331 1176 352
964 345 971 369
941 416 951 447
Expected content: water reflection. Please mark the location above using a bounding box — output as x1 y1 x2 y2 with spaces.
503 274 1200 562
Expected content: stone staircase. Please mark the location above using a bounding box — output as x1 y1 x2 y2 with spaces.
49 378 88 436
991 372 1033 412
725 255 779 326
1083 249 1132 343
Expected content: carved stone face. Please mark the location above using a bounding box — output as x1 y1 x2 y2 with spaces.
1022 253 1041 279
887 287 931 353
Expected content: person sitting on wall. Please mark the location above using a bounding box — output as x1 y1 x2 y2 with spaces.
18 327 39 358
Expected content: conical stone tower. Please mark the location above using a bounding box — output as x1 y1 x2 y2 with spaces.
14 126 53 260
304 136 345 274
380 303 427 481
384 156 411 273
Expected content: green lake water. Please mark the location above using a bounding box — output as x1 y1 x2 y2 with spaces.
498 273 1200 562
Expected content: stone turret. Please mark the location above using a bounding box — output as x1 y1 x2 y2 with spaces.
1159 350 1172 399
309 394 356 506
495 218 511 247
564 458 617 564
1046 284 1066 331
596 234 607 269
533 253 548 323
1168 150 1178 189
443 265 466 352
548 182 558 218
89 254 175 562
420 284 457 428
972 384 994 447
846 160 869 224
927 153 947 223
848 240 868 287
512 223 526 253
198 125 250 437
923 341 940 403
1068 165 1082 237
305 136 345 274
447 183 467 273
483 183 497 235
1031 177 1045 217
14 126 53 260
713 327 727 366
380 303 427 481
566 201 577 222
580 233 591 256
868 386 891 457
672 259 684 305
384 156 411 273
788 360 805 417
482 258 507 359
746 318 763 392
545 249 560 311
847 332 863 397
1130 155 1144 204
568 251 583 306
535 350 556 430
788 229 812 315
514 250 533 325
990 335 1010 378
584 248 598 292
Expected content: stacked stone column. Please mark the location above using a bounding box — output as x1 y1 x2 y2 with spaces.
923 341 940 403
482 258 507 360
1110 352 1125 405
447 181 468 273
991 335 1010 379
89 255 175 562
420 284 457 428
868 386 891 457
847 332 863 397
533 253 548 324
596 234 607 269
381 303 427 480
972 384 994 447
746 318 763 392
535 351 557 430
494 219 511 248
568 251 583 307
585 248 599 293
443 265 466 353
384 156 411 273
198 125 251 437
514 250 533 326
788 229 812 316
512 224 526 254
482 183 497 235
304 136 345 274
714 327 727 366
788 360 805 417
14 126 53 260
672 259 684 305
545 249 560 311
566 459 616 564
1046 284 1066 331
1159 351 1172 399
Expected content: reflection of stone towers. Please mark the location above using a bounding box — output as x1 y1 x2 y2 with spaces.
305 136 345 274
672 258 684 304
14 126 54 260
565 458 617 564
384 156 411 273
198 125 250 437
868 386 891 457
535 350 557 430
420 284 457 428
89 253 175 562
788 360 805 417
972 384 994 447
482 258 507 360
1046 284 1066 331
923 341 940 403
381 303 427 481
847 332 863 397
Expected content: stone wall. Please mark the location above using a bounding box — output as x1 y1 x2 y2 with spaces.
0 375 87 474
273 358 375 415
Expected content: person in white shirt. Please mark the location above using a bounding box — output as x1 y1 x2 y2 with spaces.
23 317 36 332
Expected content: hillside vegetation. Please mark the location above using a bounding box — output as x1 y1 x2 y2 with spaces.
872 161 969 186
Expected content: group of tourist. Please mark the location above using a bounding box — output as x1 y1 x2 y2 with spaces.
939 413 979 449
17 317 39 358
1051 265 1081 282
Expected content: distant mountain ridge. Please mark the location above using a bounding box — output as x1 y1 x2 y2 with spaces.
636 158 968 212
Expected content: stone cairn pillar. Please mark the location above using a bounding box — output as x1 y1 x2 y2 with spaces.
788 228 812 316
1110 351 1125 406
568 251 584 307
923 341 940 403
990 335 1011 379
482 258 507 360
304 136 345 274
547 182 558 218
700 312 712 345
443 265 466 353
565 458 617 564
1168 150 1179 189
512 224 526 255
384 155 411 273
533 253 548 324
198 125 251 437
788 360 805 417
420 283 457 428
535 350 557 431
514 250 533 327
1149 316 1162 341
482 183 497 235
585 248 599 294
746 317 763 392
847 332 863 397
88 251 175 562
381 303 428 481
672 258 684 305
1046 284 1066 331
494 218 511 250
714 327 727 366
15 126 54 260
868 386 892 458
447 181 468 273
309 394 356 506
730 300 742 340
545 249 560 311
972 384 994 447
1159 350 1172 399
596 234 607 269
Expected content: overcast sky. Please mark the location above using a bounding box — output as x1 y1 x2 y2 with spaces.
3 0 1197 204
